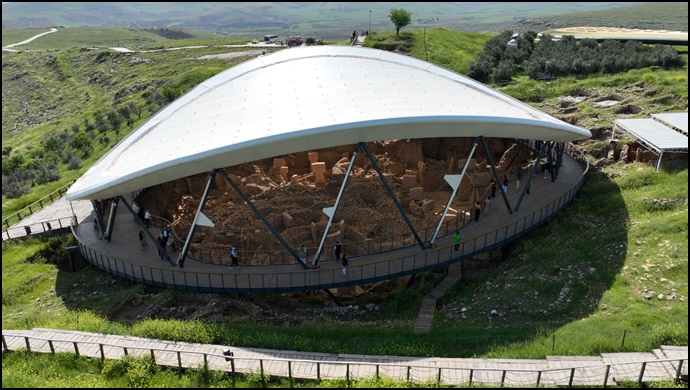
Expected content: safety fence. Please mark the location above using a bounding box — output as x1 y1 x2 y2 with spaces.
2 332 685 387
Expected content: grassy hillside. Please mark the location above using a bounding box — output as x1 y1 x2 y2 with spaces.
2 10 688 388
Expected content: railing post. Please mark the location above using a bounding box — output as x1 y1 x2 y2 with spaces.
568 367 575 387
469 369 473 385
637 362 646 384
150 349 155 362
2 335 8 352
177 351 182 370
73 342 79 357
48 340 55 353
260 359 265 387
501 370 506 387
24 336 31 352
346 363 350 384
375 364 379 380
603 364 610 387
288 360 293 388
317 362 321 380
100 344 105 360
123 347 128 356
675 360 684 382
437 367 442 384
407 365 410 381
536 370 542 387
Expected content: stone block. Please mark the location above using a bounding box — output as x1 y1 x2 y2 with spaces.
282 212 294 228
472 172 490 186
410 186 424 201
311 222 319 244
308 152 319 164
422 199 435 213
402 173 417 189
280 166 289 182
273 158 286 169
311 162 326 184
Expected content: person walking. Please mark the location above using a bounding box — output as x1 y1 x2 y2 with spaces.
161 225 170 246
138 230 148 250
334 241 342 260
490 179 497 198
474 200 482 222
453 231 462 253
144 209 152 228
230 246 239 268
299 245 308 266
526 178 533 194
341 255 349 276
484 196 491 215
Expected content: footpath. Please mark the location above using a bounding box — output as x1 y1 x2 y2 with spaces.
2 328 687 386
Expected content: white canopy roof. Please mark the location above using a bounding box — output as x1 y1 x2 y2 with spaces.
652 112 688 135
66 46 591 201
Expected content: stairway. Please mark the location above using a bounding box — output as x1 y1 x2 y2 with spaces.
413 262 462 334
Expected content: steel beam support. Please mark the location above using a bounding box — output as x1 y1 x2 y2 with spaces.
360 142 426 249
104 197 119 242
313 144 360 265
480 136 512 214
216 169 303 266
431 138 478 244
177 171 216 268
514 144 546 212
90 200 106 239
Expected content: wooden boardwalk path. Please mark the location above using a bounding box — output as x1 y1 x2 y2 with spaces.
2 328 686 386
413 262 463 334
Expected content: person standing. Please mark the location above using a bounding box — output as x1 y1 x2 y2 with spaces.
341 255 349 276
484 196 491 215
334 241 342 260
157 236 166 260
502 175 509 193
230 246 239 268
453 231 462 253
139 230 148 250
474 201 482 222
490 179 497 198
132 202 140 222
299 245 308 266
526 178 533 195
161 225 170 246
144 209 152 228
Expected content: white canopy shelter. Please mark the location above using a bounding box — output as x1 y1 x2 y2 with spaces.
613 117 688 172
652 112 688 135
66 46 591 201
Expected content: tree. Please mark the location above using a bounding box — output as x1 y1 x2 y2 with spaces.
388 8 411 38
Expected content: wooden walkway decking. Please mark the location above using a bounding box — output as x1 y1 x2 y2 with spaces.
2 328 686 386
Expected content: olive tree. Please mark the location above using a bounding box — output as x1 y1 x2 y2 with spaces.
388 8 411 37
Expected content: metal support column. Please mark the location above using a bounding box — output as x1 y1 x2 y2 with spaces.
360 142 426 249
104 197 119 242
90 200 106 239
480 136 512 214
216 169 303 266
430 138 478 244
313 144 360 265
177 171 216 268
513 144 546 212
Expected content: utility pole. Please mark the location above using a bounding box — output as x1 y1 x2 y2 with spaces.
369 10 371 35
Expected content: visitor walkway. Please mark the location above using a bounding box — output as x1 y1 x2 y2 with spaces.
69 146 588 294
2 328 686 386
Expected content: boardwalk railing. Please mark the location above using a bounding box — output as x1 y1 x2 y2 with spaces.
2 332 685 386
70 144 589 293
2 182 73 230
2 215 77 241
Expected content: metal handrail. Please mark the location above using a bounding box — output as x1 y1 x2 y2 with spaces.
2 182 73 229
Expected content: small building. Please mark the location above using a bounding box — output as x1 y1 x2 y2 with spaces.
284 36 302 47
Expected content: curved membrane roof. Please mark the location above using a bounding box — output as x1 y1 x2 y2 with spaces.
66 46 591 201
